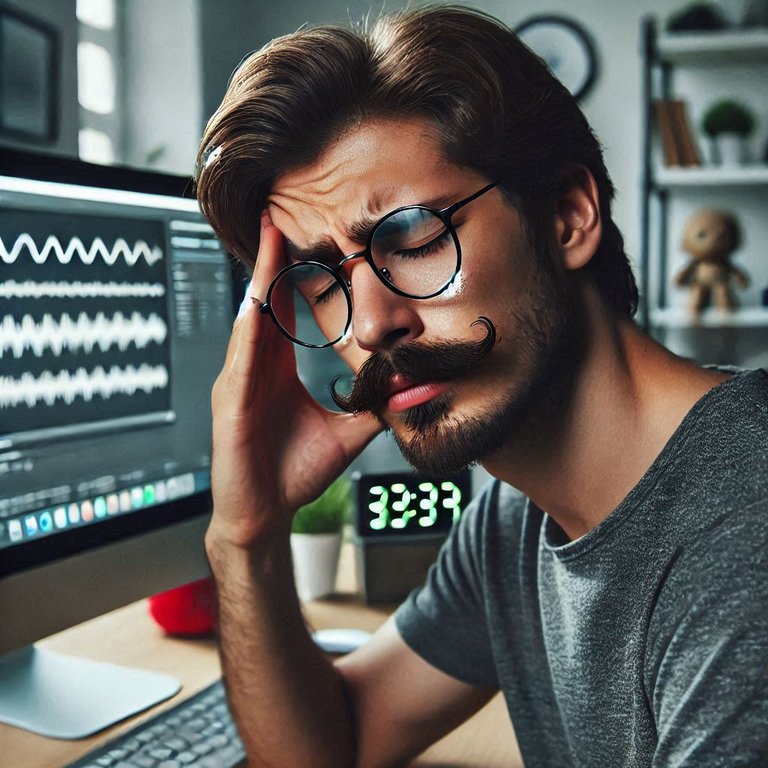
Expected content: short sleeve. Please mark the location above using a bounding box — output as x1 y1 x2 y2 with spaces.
646 500 768 767
394 481 499 689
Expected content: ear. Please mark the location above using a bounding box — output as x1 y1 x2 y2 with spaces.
552 165 602 271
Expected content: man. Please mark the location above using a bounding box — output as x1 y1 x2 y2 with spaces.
195 7 768 767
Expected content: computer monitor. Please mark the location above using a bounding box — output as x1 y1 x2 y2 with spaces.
0 151 237 738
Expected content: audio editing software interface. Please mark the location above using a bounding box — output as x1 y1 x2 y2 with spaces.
0 176 233 551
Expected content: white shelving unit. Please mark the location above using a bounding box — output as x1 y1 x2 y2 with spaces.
651 306 768 329
656 29 768 62
639 19 768 368
655 165 768 188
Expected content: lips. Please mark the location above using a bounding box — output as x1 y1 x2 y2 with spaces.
386 374 450 413
329 317 496 416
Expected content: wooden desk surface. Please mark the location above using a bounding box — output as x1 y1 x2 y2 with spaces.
1 544 522 768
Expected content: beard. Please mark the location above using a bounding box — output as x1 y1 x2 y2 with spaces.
331 251 585 477
395 263 583 476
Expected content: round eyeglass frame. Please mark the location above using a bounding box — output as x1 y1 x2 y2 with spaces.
259 179 505 348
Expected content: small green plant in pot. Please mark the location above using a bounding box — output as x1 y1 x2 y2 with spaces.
701 100 755 165
291 476 352 601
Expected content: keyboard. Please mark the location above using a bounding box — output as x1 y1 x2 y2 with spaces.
67 679 246 768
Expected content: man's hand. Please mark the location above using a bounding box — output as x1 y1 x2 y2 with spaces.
204 212 381 767
208 210 381 549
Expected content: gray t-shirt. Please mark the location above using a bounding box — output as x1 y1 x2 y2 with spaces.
395 368 768 767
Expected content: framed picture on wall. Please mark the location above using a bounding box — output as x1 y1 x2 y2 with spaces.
0 6 59 143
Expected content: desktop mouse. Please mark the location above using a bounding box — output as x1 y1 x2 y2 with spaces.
312 628 373 654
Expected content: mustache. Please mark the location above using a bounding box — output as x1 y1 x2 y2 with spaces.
330 316 497 415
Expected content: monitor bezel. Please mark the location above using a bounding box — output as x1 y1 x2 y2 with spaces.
0 491 213 578
0 150 224 653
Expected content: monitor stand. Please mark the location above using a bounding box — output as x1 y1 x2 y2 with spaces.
0 645 181 739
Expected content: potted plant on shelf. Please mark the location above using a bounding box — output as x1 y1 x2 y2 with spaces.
701 99 755 166
290 476 352 602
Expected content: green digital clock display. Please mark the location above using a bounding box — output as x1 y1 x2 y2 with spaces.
353 471 472 538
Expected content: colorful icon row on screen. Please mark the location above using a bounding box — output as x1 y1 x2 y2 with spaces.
5 473 196 544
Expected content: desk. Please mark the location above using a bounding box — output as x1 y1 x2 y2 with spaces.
1 543 522 768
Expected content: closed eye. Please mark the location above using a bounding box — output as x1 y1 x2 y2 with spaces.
312 279 343 306
393 228 452 259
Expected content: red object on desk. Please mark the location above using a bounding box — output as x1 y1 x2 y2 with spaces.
148 577 217 636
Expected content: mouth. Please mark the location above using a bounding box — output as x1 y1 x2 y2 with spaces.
386 373 450 414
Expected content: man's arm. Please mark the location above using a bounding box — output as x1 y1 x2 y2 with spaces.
206 534 353 766
206 211 492 766
209 531 494 767
337 617 496 766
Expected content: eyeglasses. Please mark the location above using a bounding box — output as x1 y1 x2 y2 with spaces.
258 179 504 348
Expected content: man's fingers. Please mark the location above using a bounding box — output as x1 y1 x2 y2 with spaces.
250 209 285 305
217 211 288 410
329 409 384 461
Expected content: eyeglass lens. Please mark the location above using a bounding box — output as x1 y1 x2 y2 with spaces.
269 208 458 347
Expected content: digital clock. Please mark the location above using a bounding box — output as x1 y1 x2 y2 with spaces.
352 471 472 603
354 471 471 539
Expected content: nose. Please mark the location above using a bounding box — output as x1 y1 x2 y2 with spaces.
346 259 424 352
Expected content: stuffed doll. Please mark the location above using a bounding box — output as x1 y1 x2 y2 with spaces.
674 209 749 315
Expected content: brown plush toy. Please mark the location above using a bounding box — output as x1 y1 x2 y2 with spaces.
674 209 749 315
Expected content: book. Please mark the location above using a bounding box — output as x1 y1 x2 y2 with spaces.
654 100 681 166
669 100 701 167
653 99 701 167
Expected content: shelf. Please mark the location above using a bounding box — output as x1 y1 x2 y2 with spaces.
651 307 768 329
642 17 768 363
657 29 768 63
654 165 768 188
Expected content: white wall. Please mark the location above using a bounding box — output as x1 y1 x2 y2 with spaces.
121 0 203 175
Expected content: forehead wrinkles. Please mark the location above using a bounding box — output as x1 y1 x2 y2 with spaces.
269 174 402 252
267 119 467 259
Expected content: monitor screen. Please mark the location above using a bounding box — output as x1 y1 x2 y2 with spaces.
0 153 235 662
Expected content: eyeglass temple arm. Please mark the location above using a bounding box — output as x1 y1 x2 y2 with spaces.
442 179 507 218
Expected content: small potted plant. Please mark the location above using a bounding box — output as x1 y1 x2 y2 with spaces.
701 99 755 165
290 476 352 601
666 3 728 32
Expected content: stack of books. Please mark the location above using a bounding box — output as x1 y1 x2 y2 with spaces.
653 100 702 166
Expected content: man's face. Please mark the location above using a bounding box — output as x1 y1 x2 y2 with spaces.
268 118 581 474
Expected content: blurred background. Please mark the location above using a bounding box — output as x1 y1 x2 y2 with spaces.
3 0 767 476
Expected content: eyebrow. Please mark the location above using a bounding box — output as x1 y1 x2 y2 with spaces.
344 192 458 241
285 237 341 266
284 191 461 265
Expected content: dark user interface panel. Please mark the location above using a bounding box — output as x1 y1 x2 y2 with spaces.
0 177 233 555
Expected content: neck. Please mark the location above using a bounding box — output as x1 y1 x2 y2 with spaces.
482 288 729 541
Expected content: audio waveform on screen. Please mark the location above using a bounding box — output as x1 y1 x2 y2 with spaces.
1 207 172 433
0 233 163 266
0 365 170 409
0 312 168 358
0 280 166 299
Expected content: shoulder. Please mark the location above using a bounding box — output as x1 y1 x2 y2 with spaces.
658 368 768 521
699 368 768 451
645 499 768 761
648 498 768 663
659 497 768 604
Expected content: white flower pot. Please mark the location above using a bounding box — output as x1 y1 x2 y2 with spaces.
290 532 342 602
715 133 747 166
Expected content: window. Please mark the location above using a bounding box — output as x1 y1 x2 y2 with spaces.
76 0 120 164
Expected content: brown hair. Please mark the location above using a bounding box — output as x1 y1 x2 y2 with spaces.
195 5 638 317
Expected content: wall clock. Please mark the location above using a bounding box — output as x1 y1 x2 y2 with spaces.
515 15 598 102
